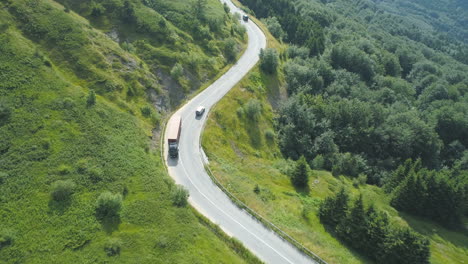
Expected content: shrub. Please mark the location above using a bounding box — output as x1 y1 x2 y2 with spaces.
121 42 135 53
236 107 244 118
223 38 238 62
0 229 14 249
0 102 11 125
140 106 152 117
253 184 260 194
170 63 184 81
51 180 76 201
57 164 72 175
104 238 122 256
233 24 246 37
352 178 359 188
311 155 325 169
262 17 286 40
332 153 368 178
259 48 279 74
96 192 123 218
43 59 52 67
357 174 367 185
87 89 96 106
265 129 275 141
0 172 7 185
171 185 189 207
287 45 309 59
76 159 89 174
90 2 105 17
223 3 230 13
244 99 261 120
88 167 103 183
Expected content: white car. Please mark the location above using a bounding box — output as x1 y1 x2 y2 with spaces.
195 106 205 116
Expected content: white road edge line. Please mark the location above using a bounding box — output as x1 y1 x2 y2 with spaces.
178 156 295 264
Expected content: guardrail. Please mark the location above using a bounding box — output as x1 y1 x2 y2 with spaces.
201 152 328 264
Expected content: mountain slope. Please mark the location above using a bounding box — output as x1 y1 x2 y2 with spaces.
0 0 256 263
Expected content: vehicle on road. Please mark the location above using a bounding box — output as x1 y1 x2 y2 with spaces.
196 106 206 117
168 116 182 158
242 15 249 22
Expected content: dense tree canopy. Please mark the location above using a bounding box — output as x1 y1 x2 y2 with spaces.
319 189 431 264
387 160 467 226
238 0 467 261
239 0 468 186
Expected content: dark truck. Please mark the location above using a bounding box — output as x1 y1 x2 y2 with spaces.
168 115 182 158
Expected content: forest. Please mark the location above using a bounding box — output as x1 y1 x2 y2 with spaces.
237 0 467 262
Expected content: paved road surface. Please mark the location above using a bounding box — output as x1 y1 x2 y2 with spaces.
164 1 317 263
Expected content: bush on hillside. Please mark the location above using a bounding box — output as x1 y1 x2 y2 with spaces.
265 129 275 141
171 185 189 207
96 192 123 218
262 16 286 40
170 63 184 81
259 48 279 74
223 3 230 13
224 38 238 62
331 153 368 178
51 180 76 201
104 238 122 256
244 99 261 120
87 89 96 106
0 102 11 125
0 229 15 249
0 172 7 185
140 106 152 117
311 155 325 170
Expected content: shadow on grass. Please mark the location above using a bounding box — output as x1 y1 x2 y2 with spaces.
98 216 121 235
321 224 373 263
262 71 283 110
293 183 310 195
244 119 262 149
48 198 72 215
398 212 468 250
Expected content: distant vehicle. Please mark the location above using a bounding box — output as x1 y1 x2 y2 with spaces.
242 15 249 22
196 106 205 116
168 116 182 158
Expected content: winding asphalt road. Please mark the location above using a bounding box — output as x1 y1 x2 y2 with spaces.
164 1 316 263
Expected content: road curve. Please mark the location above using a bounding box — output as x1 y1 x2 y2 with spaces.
164 1 316 263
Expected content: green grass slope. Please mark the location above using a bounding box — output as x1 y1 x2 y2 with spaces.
0 0 259 263
202 42 468 264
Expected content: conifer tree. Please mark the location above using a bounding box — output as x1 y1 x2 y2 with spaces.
337 195 367 249
291 156 309 187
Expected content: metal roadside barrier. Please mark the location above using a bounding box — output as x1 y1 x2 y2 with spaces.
202 156 328 264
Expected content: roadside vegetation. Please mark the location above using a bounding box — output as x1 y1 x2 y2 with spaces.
0 0 259 263
203 0 468 263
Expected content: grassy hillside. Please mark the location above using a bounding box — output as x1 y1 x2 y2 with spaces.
0 0 260 263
